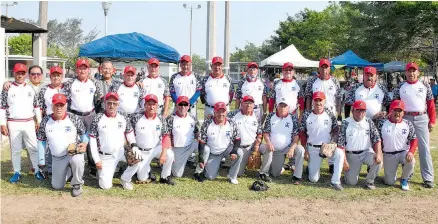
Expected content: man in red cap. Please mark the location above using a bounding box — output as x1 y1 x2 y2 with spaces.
3 64 45 95
305 58 342 120
200 56 234 118
136 58 171 117
376 100 417 191
165 95 200 177
345 66 390 120
107 65 144 116
193 101 241 183
36 93 89 197
89 92 137 190
169 55 201 118
1 63 43 183
227 95 263 183
63 58 104 177
120 94 175 189
392 62 435 188
337 100 382 191
268 62 304 117
235 62 268 123
299 92 344 189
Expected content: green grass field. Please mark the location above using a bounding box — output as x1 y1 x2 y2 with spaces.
1 109 438 201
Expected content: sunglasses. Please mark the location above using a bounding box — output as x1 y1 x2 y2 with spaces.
30 73 42 76
178 103 189 107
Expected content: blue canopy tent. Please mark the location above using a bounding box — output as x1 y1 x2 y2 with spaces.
330 50 383 69
383 61 407 72
78 32 180 63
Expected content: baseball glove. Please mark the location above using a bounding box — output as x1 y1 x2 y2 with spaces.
319 143 337 158
246 151 262 170
124 145 141 166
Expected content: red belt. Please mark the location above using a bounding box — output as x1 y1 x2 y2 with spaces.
405 111 426 116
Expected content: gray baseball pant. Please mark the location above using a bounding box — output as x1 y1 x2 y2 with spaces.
307 146 344 185
404 114 434 182
344 150 381 185
203 145 241 180
259 144 304 178
383 150 415 185
172 141 198 177
51 153 84 190
237 144 255 177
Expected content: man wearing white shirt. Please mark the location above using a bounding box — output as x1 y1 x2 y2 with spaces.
338 100 383 190
377 100 417 191
1 63 43 183
393 62 436 188
89 92 137 190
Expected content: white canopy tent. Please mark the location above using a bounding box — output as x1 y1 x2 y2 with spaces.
260 44 319 68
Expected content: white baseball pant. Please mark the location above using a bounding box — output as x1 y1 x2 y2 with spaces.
307 145 344 185
383 150 415 185
51 153 84 190
7 120 39 172
97 149 126 189
259 144 304 178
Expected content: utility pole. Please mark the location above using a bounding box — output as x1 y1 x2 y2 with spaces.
39 1 48 77
223 1 230 76
205 1 216 74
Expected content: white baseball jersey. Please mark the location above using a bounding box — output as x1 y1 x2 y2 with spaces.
377 118 416 152
140 75 170 106
199 117 240 155
130 113 168 149
228 110 262 146
393 80 434 112
269 79 303 112
263 112 299 150
299 109 337 145
305 76 342 114
235 78 268 105
107 82 144 114
337 117 381 151
345 83 391 118
63 78 103 113
0 82 41 125
37 84 66 115
36 113 86 157
201 74 234 106
169 72 201 98
166 112 199 148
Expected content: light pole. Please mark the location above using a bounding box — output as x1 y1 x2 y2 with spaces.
101 1 111 36
1 1 18 78
183 3 201 57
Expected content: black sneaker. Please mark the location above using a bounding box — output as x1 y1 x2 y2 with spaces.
424 181 434 188
291 176 301 185
159 176 176 185
329 164 334 174
193 173 205 182
259 173 272 183
149 172 156 182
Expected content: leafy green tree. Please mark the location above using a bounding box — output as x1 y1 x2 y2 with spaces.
191 54 206 75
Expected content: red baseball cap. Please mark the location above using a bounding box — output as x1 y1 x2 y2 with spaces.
148 58 160 65
242 95 255 103
364 66 377 75
13 63 27 73
176 96 189 104
144 94 158 103
212 56 223 65
406 62 419 71
390 100 405 111
282 62 294 70
319 58 330 67
312 91 326 100
180 55 192 63
124 65 136 74
50 66 63 75
214 102 227 112
353 100 367 110
76 58 89 68
52 93 67 105
247 62 259 69
105 92 119 101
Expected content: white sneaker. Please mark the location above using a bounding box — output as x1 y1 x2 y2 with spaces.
281 167 285 174
229 178 239 185
121 179 133 190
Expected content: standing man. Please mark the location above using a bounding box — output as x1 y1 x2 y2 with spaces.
393 62 436 188
377 100 417 191
343 71 358 118
1 63 43 183
120 94 175 190
259 98 304 183
63 58 104 178
431 79 438 103
200 56 234 118
194 102 241 184
37 93 89 197
169 55 201 118
227 96 263 178
94 61 120 102
299 92 345 190
345 66 390 120
89 92 136 190
166 96 200 177
338 100 382 190
235 62 268 123
137 58 171 117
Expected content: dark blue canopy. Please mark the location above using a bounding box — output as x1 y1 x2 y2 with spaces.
79 32 180 63
330 50 383 68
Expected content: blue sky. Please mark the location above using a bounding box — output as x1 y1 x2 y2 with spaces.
3 1 329 58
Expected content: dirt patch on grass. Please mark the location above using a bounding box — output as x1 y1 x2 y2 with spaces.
2 194 438 224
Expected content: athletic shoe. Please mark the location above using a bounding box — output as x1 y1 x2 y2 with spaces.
149 172 157 182
331 183 344 191
366 182 376 190
35 171 45 180
71 184 82 197
280 167 285 174
9 172 21 183
121 179 134 190
159 176 176 185
193 173 205 182
259 173 272 183
291 176 301 185
401 179 409 191
227 175 238 185
423 181 434 189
